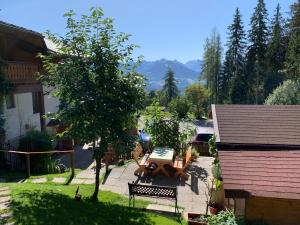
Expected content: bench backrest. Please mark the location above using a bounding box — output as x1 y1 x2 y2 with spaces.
128 183 177 199
184 146 192 168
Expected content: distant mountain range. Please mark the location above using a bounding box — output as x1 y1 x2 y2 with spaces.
136 59 203 90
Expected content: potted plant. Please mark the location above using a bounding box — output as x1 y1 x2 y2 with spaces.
205 178 223 215
187 213 209 225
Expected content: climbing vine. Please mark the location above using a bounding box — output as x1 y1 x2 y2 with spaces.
0 62 14 142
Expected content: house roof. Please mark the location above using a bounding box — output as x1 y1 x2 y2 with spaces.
212 104 300 146
219 150 300 200
0 20 43 37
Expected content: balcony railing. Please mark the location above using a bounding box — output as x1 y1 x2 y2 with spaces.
2 61 41 84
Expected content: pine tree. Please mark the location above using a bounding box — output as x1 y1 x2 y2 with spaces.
264 3 286 99
266 4 286 72
247 0 268 104
201 29 222 103
162 68 178 105
285 0 300 80
220 8 247 104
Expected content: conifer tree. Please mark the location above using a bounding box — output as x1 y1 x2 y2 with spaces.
266 4 286 72
220 8 246 103
162 68 178 105
201 29 222 103
264 3 286 98
286 0 300 80
246 0 268 104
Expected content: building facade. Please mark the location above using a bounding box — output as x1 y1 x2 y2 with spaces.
0 21 59 145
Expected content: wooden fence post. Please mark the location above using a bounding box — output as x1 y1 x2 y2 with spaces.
70 151 75 177
26 154 30 177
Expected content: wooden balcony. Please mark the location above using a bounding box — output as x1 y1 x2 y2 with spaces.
2 61 41 84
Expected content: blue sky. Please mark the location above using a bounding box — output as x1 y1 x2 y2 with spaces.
0 0 295 62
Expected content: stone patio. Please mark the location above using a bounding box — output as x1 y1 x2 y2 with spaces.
100 157 213 213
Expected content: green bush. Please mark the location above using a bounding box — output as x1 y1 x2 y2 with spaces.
265 79 300 105
208 211 268 225
212 163 222 180
18 130 61 174
19 130 53 151
208 211 245 225
168 96 191 119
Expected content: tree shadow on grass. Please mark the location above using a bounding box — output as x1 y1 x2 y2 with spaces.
11 190 158 225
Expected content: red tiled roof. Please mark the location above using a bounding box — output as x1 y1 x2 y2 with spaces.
212 104 300 146
219 151 300 199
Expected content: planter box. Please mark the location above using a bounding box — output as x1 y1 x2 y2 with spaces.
187 213 208 225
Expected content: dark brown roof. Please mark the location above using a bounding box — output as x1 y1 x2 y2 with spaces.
219 150 300 200
212 104 300 146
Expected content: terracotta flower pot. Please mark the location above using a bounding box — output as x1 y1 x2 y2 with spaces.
209 205 218 215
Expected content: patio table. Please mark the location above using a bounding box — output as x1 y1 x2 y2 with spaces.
148 147 174 176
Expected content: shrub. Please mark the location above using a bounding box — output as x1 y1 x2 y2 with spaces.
19 130 53 151
208 210 268 225
168 96 191 119
18 130 60 174
265 79 300 105
208 210 245 225
212 163 222 180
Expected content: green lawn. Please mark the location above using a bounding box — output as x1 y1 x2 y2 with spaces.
2 182 185 225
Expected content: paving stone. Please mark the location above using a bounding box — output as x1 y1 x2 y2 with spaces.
31 178 47 183
0 190 11 196
99 157 213 213
52 177 66 183
0 187 9 192
4 222 15 225
0 212 12 220
0 202 10 210
76 169 95 179
147 204 179 213
0 196 11 203
83 179 95 184
71 178 85 184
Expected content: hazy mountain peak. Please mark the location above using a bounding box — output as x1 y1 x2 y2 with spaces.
136 59 203 90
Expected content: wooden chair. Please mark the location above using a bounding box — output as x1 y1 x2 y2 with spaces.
132 143 149 175
173 146 192 177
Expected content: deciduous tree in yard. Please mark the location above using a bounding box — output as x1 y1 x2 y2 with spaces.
39 7 145 201
185 83 210 119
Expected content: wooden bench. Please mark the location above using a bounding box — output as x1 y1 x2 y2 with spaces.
128 182 179 214
173 146 192 177
132 143 149 175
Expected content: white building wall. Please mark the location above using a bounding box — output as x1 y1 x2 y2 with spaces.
4 92 41 141
43 86 60 124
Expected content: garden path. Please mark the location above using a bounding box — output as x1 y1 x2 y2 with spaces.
0 186 14 225
100 157 213 213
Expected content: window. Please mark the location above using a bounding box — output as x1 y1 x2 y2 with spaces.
32 92 41 114
5 94 15 109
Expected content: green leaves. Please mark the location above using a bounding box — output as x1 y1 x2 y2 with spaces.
39 7 145 146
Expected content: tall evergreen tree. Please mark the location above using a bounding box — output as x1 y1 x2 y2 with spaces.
264 4 286 98
246 0 268 104
266 4 286 72
201 29 222 103
219 8 247 104
162 68 178 105
285 0 300 80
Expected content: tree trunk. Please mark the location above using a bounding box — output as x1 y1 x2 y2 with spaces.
92 156 101 201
